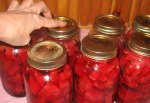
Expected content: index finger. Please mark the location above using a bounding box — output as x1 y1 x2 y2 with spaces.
26 1 52 19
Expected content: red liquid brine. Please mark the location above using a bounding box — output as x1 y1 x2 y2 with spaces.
117 32 150 103
0 43 27 97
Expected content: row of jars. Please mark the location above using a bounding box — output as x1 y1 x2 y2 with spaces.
0 14 149 103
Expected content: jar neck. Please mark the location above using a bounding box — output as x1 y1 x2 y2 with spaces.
126 48 150 59
82 54 118 63
92 29 123 37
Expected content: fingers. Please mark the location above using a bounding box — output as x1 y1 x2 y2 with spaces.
26 1 52 18
7 0 19 11
36 17 67 29
18 0 34 10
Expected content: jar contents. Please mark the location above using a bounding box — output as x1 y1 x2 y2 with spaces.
30 27 49 45
24 41 73 103
118 32 150 103
90 14 125 59
46 17 81 68
125 15 150 43
75 35 120 103
0 43 27 97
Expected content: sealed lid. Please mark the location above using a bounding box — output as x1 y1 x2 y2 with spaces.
81 34 117 60
132 15 150 33
93 14 125 35
27 41 67 70
128 32 150 56
46 16 78 39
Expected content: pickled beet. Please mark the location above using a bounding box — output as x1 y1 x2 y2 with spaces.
118 49 150 102
0 45 27 97
24 64 73 103
75 55 120 103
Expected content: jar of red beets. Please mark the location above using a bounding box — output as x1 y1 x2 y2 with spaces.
90 14 125 59
46 17 81 68
0 42 27 97
125 15 150 43
74 34 120 103
30 27 49 45
117 32 150 103
24 41 73 103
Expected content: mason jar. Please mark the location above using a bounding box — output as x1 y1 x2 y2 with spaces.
30 27 49 45
74 35 120 103
125 15 150 43
90 14 125 59
0 42 27 97
24 41 73 103
117 32 150 103
46 17 81 68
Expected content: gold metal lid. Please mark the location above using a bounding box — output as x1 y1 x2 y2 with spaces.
93 14 125 35
128 32 150 56
27 41 67 70
46 16 78 39
132 15 150 33
81 34 117 60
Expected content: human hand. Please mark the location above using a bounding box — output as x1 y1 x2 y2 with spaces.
0 0 66 46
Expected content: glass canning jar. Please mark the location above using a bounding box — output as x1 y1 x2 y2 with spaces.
46 17 81 68
0 42 27 97
24 41 73 103
90 14 125 59
117 32 150 103
125 15 150 43
30 27 49 45
74 35 120 103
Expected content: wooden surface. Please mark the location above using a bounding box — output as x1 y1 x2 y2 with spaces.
0 0 150 27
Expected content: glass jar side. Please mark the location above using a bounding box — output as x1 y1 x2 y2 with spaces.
0 43 27 97
117 48 150 103
74 55 120 103
24 63 73 103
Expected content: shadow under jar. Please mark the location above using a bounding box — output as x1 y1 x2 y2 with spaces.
74 35 120 103
46 17 81 68
90 14 125 59
117 32 150 103
24 41 73 103
125 15 150 43
0 42 27 97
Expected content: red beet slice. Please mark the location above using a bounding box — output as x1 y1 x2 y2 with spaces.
59 80 70 94
8 72 24 84
79 74 94 91
34 71 45 87
29 76 41 94
118 85 139 101
13 84 25 94
85 89 103 101
38 84 60 101
7 63 20 76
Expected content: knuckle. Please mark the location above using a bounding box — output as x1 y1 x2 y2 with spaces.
39 1 46 6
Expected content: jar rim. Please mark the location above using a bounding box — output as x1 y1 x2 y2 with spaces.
46 16 78 39
128 32 150 57
93 14 125 35
132 15 150 33
81 34 117 60
27 41 67 70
